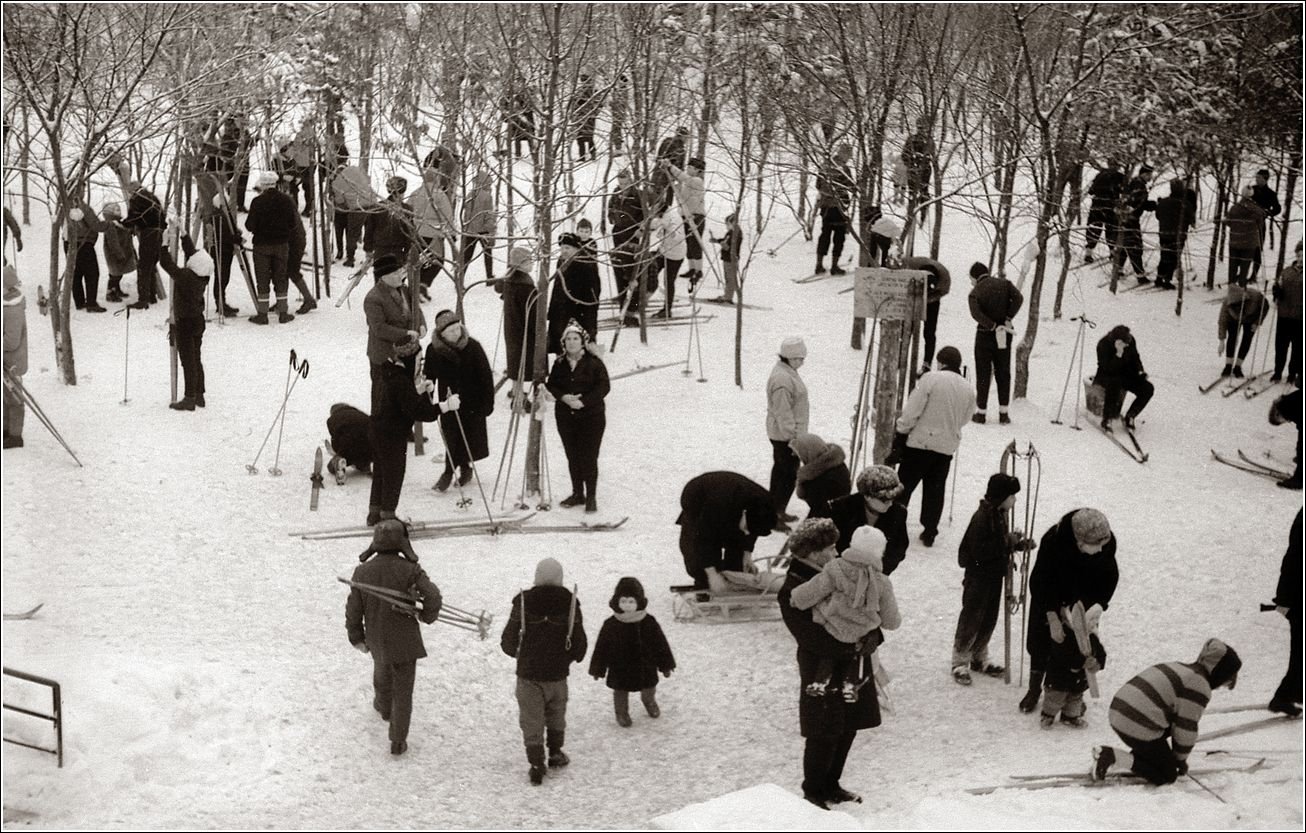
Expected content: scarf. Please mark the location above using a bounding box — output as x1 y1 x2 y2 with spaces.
614 610 647 624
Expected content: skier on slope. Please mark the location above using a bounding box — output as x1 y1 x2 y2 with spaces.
1091 638 1242 784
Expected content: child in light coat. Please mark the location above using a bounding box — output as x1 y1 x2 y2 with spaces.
790 525 901 700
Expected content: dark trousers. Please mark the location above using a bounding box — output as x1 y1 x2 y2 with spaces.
895 446 952 534
973 329 1011 409
419 236 446 288
1084 204 1117 252
611 244 642 313
210 233 237 309
921 300 940 367
660 257 682 312
1274 315 1301 380
685 214 706 261
175 316 206 399
1101 375 1154 420
952 569 1003 667
70 243 100 308
770 439 800 515
816 207 847 263
252 242 289 312
1274 610 1303 705
1113 223 1145 275
679 525 745 588
136 227 162 303
1229 247 1257 286
368 363 412 514
1156 233 1186 283
555 410 605 498
235 170 250 212
1224 322 1257 362
335 210 366 261
802 730 857 799
372 656 417 745
1117 735 1179 786
460 234 494 280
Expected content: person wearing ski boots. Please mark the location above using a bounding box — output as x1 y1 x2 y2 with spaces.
967 262 1023 425
1094 325 1153 431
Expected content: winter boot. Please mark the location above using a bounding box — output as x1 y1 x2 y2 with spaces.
828 786 862 804
998 410 1011 425
458 466 475 488
641 688 660 718
1268 697 1304 717
1232 362 1244 378
952 665 973 686
390 741 407 756
971 660 1005 678
1220 363 1233 377
971 412 986 424
1019 671 1044 713
1091 745 1115 781
546 730 569 768
830 263 846 276
614 691 633 727
169 397 196 411
296 296 318 315
1039 713 1055 730
433 463 454 492
814 258 826 276
527 744 547 785
559 481 585 508
1060 714 1088 729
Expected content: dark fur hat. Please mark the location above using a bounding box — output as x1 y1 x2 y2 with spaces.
609 576 648 612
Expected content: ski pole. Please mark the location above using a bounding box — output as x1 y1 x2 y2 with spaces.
1051 317 1084 424
948 437 959 525
3 367 83 466
268 352 309 476
433 414 472 510
116 304 131 404
247 350 306 474
455 410 497 528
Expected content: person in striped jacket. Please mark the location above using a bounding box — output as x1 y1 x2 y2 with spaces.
1091 638 1242 784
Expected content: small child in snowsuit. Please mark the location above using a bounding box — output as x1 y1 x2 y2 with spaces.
501 558 587 786
709 213 743 304
951 473 1033 685
790 526 901 701
589 577 676 727
1092 639 1241 784
1041 604 1107 729
2 261 28 449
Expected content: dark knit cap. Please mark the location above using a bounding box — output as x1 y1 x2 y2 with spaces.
1256 169 1270 179
970 261 989 280
984 473 1021 503
937 346 962 370
558 232 582 248
609 576 648 612
373 253 403 279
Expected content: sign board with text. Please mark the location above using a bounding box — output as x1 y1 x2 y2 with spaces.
852 268 926 321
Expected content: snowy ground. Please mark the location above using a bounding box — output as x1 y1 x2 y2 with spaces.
2 152 1303 829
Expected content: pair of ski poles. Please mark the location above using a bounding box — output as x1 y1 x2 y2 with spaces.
2 366 83 467
247 349 309 475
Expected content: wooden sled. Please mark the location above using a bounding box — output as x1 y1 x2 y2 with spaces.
669 583 782 624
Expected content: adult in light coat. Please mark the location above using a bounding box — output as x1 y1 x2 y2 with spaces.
767 336 811 527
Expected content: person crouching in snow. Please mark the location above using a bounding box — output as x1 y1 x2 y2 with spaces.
158 234 212 411
501 558 587 785
951 473 1032 685
589 577 676 727
789 526 901 702
1092 639 1242 783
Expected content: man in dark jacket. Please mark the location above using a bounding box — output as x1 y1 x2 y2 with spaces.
158 234 212 411
902 116 935 222
1114 164 1156 283
364 176 415 271
809 465 910 576
606 174 646 319
1270 510 1303 715
677 471 777 593
1084 160 1125 263
1094 325 1153 430
121 180 167 309
346 520 442 756
967 262 1024 425
501 558 587 785
1019 508 1119 715
815 145 855 276
901 255 950 372
1251 169 1282 281
1152 179 1197 289
244 171 299 323
1225 186 1267 287
652 126 689 211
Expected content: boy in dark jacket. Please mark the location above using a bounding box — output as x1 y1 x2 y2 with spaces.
1094 325 1153 430
709 213 743 304
501 558 587 785
951 474 1030 685
345 520 442 756
967 262 1024 425
159 234 212 411
589 576 675 727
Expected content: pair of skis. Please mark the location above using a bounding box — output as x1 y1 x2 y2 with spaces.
967 758 1267 795
1099 421 1148 463
609 360 683 381
1199 370 1268 396
1210 449 1292 481
296 514 627 542
337 577 493 640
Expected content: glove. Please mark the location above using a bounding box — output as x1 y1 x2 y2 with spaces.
69 208 84 222
1085 603 1103 632
662 669 673 678
415 377 435 396
353 642 369 654
1048 615 1066 644
440 393 461 413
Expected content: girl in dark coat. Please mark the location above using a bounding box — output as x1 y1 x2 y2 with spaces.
546 234 600 354
589 577 676 727
790 433 851 517
426 310 495 491
779 518 881 810
546 319 610 512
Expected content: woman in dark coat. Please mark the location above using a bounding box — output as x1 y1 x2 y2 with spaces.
589 577 676 726
546 319 610 512
790 433 851 517
676 471 777 592
809 465 910 575
546 233 600 354
779 517 881 810
426 309 495 491
1019 508 1119 715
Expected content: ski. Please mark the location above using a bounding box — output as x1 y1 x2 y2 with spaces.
1244 377 1283 399
1199 715 1301 742
310 446 324 511
1120 424 1149 462
2 603 44 621
609 360 683 381
1207 704 1278 715
970 760 1266 794
294 510 537 540
596 314 714 331
698 297 773 312
1237 450 1291 478
1099 424 1147 463
1198 374 1229 394
1211 449 1283 481
1221 370 1269 398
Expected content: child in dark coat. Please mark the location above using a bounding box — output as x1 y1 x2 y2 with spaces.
589 577 676 727
158 234 212 411
501 558 587 785
951 473 1031 685
1041 607 1107 729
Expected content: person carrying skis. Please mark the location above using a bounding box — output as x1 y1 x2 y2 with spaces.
1083 159 1125 263
345 519 443 757
1094 325 1153 430
1020 508 1118 716
501 558 587 785
968 262 1023 425
951 473 1032 685
1091 639 1242 784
